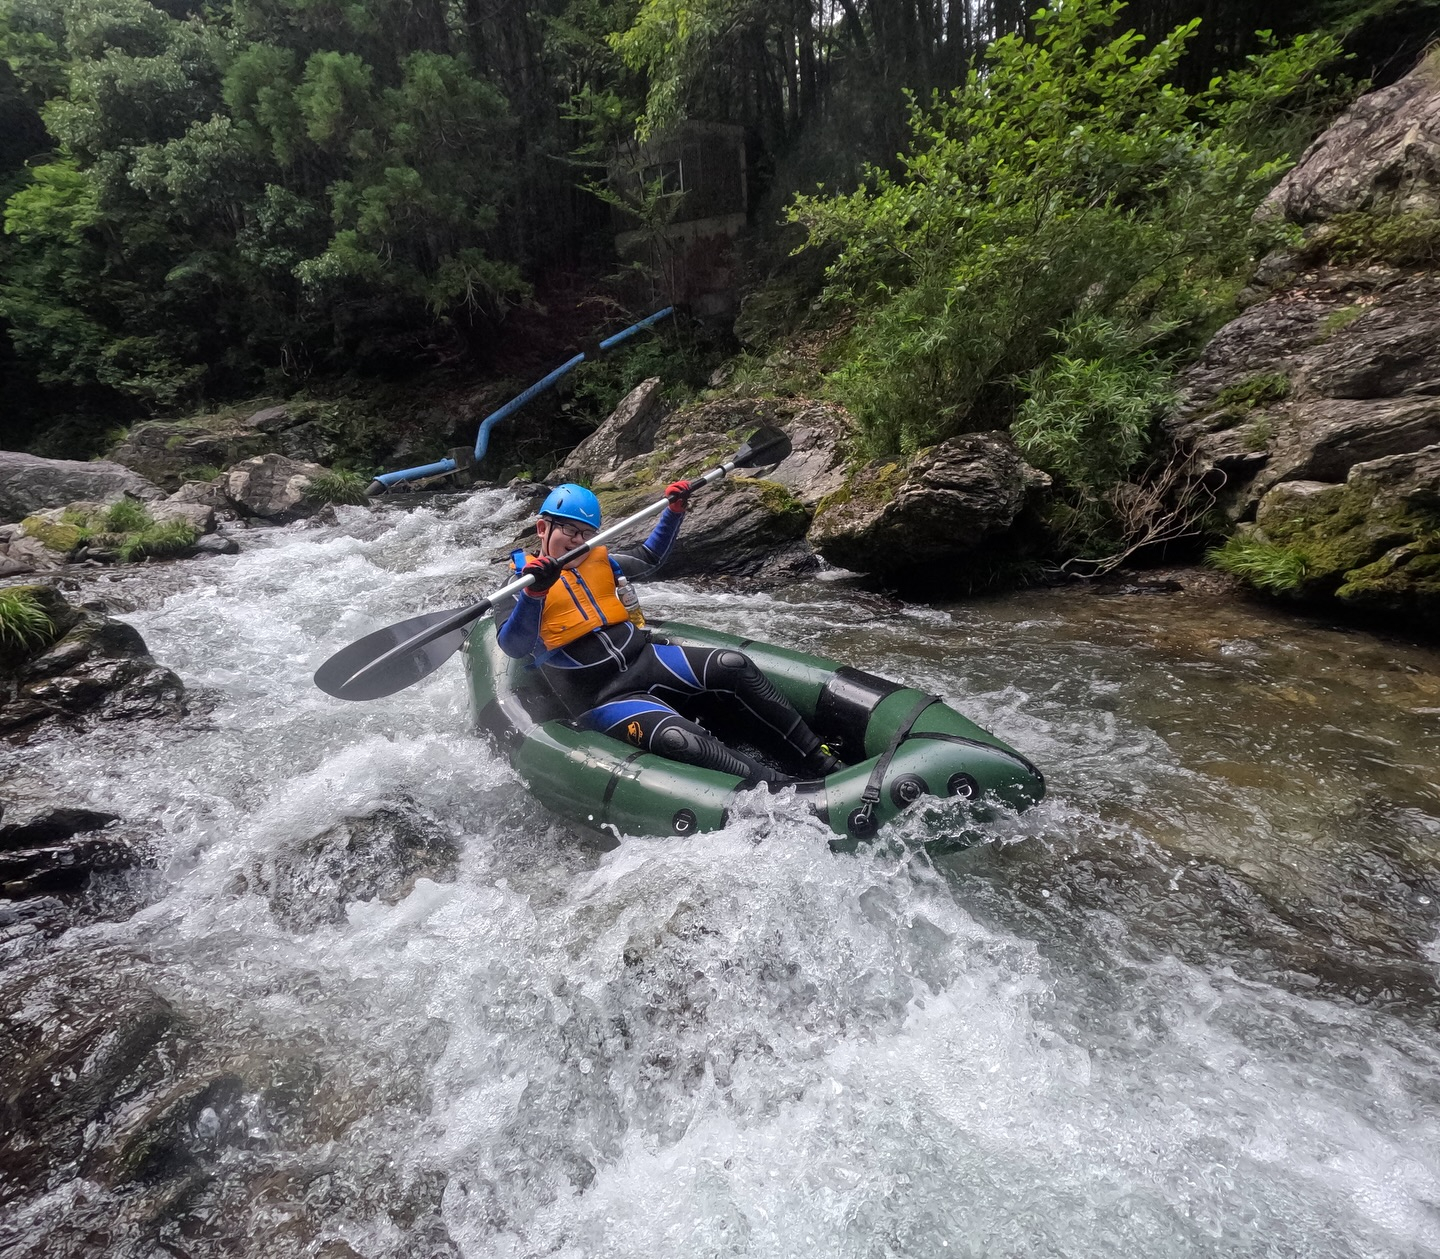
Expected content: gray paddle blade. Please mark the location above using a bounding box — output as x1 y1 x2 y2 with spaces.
313 608 471 700
733 425 791 468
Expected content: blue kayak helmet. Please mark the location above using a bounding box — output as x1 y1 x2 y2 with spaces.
539 483 602 531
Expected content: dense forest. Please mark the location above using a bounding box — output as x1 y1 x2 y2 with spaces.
1 0 1436 476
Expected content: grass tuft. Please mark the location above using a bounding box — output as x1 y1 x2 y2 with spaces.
307 469 372 506
103 498 153 532
1208 535 1309 592
117 520 198 562
0 587 58 653
1215 372 1289 411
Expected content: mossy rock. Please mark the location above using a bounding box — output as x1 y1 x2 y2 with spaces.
1335 540 1440 623
20 515 89 556
1244 454 1440 629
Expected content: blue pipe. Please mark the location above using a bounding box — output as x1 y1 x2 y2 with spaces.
368 306 675 493
373 457 457 489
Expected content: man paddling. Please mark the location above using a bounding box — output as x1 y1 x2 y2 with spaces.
496 482 839 787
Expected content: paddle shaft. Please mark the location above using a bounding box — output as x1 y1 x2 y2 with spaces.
340 460 737 689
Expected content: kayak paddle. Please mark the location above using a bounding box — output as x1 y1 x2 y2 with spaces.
313 425 792 701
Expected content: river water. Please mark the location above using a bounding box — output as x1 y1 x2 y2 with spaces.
4 489 1440 1259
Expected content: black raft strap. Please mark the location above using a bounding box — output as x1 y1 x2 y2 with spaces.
853 692 938 831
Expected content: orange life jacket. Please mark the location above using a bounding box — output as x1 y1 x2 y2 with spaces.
517 545 630 650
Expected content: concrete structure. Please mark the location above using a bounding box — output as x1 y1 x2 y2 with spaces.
612 122 749 316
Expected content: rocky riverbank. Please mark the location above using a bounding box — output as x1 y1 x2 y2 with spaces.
1170 53 1440 632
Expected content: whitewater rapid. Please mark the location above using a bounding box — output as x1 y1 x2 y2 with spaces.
5 490 1439 1259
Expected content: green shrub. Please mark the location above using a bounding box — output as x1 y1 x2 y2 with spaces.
1012 316 1175 492
103 498 153 532
1208 535 1309 592
183 464 225 482
568 332 722 423
787 0 1341 454
307 469 372 506
0 587 57 653
117 520 198 562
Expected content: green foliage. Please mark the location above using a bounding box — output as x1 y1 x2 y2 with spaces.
1012 315 1175 491
116 518 197 561
1243 416 1274 451
568 331 720 422
1316 304 1364 338
1 0 529 419
307 468 371 504
1302 210 1440 267
1215 371 1290 410
788 0 1343 455
183 463 225 481
0 585 56 653
1208 535 1309 591
102 497 152 531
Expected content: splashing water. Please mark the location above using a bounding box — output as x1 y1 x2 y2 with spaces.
4 491 1440 1258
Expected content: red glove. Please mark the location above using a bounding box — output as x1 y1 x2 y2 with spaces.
521 555 562 597
666 479 693 513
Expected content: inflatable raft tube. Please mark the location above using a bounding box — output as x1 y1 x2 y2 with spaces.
464 617 1045 843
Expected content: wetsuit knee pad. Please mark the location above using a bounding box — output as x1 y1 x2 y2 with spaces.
715 649 760 681
657 723 705 758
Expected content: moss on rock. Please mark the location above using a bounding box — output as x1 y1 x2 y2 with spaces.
1236 454 1440 629
21 515 89 556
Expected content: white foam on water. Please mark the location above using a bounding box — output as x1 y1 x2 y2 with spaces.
8 491 1440 1258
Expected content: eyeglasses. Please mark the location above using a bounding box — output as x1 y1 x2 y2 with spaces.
544 517 597 542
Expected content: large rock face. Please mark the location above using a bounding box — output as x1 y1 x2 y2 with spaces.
1173 56 1440 629
105 403 351 489
107 418 273 490
0 453 162 523
1259 53 1440 223
809 432 1047 574
570 397 851 580
1170 271 1440 520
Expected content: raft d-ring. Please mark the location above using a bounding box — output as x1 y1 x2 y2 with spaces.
847 806 879 837
889 774 929 808
946 772 980 800
672 808 698 835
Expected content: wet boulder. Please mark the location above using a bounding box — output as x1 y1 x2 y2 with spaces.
0 826 145 898
0 959 187 1198
0 585 184 731
252 804 459 931
809 431 1049 575
0 452 163 523
225 452 328 521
